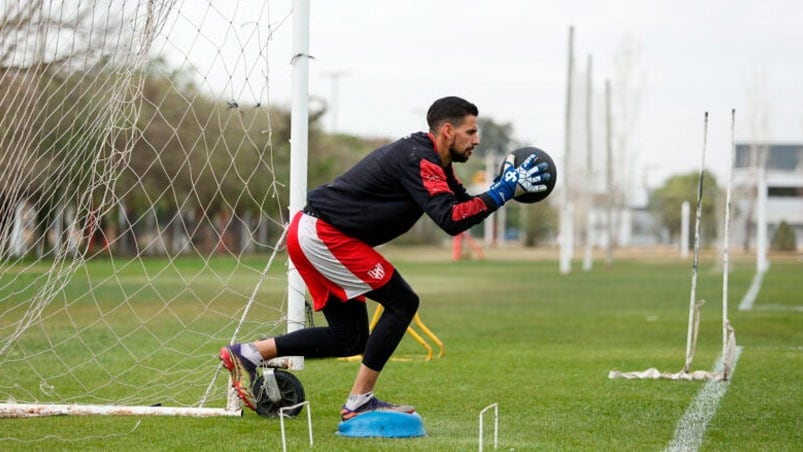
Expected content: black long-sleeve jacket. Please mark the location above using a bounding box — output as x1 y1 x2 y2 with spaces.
306 131 499 246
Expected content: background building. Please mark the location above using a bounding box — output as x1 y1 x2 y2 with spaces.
732 144 803 251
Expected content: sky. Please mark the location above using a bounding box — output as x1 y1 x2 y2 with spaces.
163 0 803 192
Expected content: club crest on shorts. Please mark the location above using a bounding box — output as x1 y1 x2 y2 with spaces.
367 262 385 280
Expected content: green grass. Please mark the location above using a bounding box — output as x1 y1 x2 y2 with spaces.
0 248 800 451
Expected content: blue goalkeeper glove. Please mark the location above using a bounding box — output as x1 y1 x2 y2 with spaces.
486 153 552 207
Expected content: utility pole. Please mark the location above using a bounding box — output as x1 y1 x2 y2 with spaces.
323 70 348 133
605 79 615 267
583 53 594 272
560 25 574 275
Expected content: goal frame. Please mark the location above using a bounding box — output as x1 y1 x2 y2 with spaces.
0 0 311 419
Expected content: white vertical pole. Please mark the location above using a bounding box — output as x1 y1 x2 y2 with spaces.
497 201 507 247
681 201 690 258
560 25 574 275
287 0 310 370
604 79 614 267
583 210 594 271
566 202 575 261
583 54 594 272
619 208 631 246
324 71 347 133
684 112 708 373
10 201 26 256
484 152 497 246
722 109 735 352
54 206 64 254
756 168 768 273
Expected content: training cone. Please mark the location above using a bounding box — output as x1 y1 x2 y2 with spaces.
337 411 426 438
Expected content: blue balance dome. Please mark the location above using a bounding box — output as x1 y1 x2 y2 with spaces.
337 411 426 438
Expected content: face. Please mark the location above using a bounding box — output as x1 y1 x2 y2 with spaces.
447 115 480 163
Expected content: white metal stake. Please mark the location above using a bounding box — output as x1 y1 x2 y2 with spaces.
684 112 708 373
479 403 499 451
279 401 313 452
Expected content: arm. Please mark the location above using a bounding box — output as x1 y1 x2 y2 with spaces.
404 158 498 236
403 152 551 236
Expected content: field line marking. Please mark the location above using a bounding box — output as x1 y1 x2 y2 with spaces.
738 270 766 311
664 346 743 452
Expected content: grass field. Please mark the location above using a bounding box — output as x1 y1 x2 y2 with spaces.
0 246 800 451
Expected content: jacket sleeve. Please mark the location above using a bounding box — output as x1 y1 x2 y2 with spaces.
401 155 499 236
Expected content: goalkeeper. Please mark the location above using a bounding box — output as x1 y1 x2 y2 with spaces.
220 96 551 421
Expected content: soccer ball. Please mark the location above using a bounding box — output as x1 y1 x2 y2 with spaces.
498 146 557 204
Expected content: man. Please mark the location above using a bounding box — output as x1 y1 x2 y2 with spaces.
220 96 550 420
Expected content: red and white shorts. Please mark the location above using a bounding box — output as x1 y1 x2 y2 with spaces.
287 211 394 311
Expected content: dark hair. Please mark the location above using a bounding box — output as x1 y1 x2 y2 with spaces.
426 96 478 132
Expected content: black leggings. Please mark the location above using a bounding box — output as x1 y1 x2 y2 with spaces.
274 270 419 372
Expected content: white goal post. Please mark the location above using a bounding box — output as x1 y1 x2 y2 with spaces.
0 0 308 418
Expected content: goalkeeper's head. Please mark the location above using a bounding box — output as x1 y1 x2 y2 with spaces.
426 96 480 165
426 96 478 133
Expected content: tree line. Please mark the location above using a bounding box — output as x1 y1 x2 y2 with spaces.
0 56 383 259
1 57 744 260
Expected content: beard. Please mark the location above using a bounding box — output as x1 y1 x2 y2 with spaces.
449 145 471 163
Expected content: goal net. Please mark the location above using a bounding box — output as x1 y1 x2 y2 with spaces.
0 0 301 417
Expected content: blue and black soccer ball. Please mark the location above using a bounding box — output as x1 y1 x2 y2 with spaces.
499 146 557 204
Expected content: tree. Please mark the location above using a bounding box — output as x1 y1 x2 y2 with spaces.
524 202 558 247
771 221 797 251
0 1 127 69
649 171 721 246
0 2 147 257
307 133 384 189
476 118 518 156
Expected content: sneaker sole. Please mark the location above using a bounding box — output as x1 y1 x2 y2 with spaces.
340 407 416 421
219 347 256 411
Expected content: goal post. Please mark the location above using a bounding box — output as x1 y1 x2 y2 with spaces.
285 0 310 371
0 1 307 418
608 111 738 382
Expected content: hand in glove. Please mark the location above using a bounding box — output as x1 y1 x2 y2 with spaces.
486 153 552 207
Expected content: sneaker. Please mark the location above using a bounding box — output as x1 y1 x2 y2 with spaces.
219 344 257 411
340 396 415 421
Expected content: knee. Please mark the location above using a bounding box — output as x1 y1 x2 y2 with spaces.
382 290 419 327
330 323 369 357
399 291 420 319
377 271 419 320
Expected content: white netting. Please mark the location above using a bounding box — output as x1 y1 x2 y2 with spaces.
0 0 297 410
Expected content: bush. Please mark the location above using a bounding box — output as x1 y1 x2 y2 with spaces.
524 201 558 247
771 220 797 251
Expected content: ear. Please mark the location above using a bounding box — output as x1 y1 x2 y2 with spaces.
440 122 454 140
